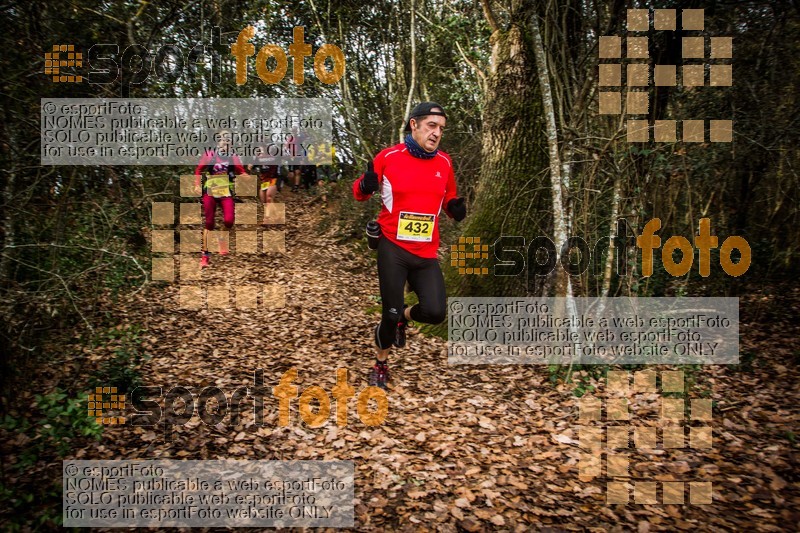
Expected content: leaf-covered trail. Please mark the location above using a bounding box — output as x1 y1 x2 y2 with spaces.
94 194 799 531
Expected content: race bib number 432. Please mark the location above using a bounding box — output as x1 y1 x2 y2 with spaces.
396 212 436 242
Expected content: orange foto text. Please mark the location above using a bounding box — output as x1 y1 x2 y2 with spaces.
273 369 387 427
231 26 345 85
637 218 750 277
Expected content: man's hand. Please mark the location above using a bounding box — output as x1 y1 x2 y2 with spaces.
447 197 467 221
359 161 379 194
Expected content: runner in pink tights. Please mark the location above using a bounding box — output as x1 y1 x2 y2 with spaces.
194 130 246 267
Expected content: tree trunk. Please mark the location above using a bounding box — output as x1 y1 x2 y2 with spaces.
0 166 14 282
399 0 417 143
0 100 15 283
530 11 571 299
451 1 548 297
337 14 373 160
601 174 622 297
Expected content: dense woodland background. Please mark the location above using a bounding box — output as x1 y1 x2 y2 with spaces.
1 0 798 529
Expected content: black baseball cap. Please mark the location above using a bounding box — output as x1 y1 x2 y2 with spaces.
404 102 447 132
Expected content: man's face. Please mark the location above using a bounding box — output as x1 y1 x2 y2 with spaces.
411 112 446 152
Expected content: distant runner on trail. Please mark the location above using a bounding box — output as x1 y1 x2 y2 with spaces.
194 130 246 267
249 145 280 225
353 102 467 389
313 143 337 208
284 127 305 193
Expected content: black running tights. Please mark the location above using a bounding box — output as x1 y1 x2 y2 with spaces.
375 237 447 349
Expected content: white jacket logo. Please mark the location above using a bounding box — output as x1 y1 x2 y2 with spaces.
435 171 442 178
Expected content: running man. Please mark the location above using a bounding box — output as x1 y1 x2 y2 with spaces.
353 102 467 388
249 145 280 224
194 130 246 267
284 127 304 193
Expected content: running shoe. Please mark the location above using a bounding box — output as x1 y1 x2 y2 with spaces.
200 254 210 268
393 305 410 348
368 361 389 389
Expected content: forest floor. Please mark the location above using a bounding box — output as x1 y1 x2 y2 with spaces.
5 191 800 531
